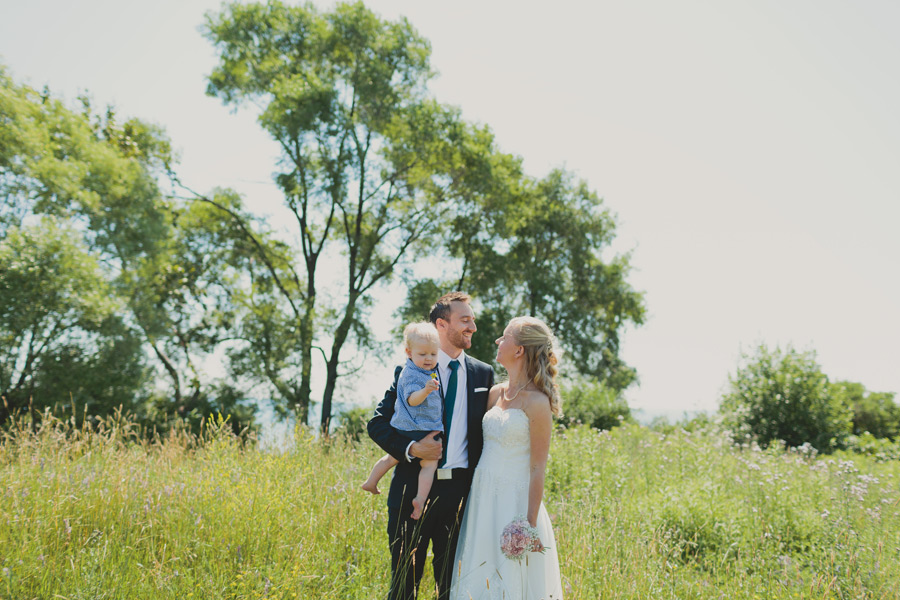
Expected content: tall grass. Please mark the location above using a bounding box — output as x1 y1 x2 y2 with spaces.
1 412 898 599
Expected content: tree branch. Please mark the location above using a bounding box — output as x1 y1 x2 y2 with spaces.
172 177 304 321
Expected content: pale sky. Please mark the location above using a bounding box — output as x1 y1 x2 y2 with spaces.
2 0 898 420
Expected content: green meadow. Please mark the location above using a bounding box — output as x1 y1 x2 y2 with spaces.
2 413 898 599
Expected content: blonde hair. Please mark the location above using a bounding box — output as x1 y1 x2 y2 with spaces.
403 321 440 351
509 316 562 417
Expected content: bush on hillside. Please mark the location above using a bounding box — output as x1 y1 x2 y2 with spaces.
831 380 900 440
335 405 372 440
558 375 632 430
720 344 852 452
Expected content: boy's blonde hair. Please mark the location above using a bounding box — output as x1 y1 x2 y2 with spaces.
403 321 440 350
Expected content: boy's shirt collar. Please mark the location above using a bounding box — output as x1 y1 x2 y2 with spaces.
405 357 436 374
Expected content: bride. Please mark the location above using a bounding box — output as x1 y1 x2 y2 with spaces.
451 316 564 599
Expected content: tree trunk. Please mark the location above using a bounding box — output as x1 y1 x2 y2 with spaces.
320 295 357 435
297 276 316 426
148 338 182 405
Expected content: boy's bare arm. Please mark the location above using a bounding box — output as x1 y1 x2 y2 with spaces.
406 378 439 407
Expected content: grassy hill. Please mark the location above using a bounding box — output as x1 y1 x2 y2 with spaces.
1 414 898 599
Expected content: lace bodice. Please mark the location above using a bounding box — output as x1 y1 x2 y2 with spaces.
477 406 531 485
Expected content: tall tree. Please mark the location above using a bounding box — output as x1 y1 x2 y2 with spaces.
1 65 265 432
126 193 286 431
203 1 493 431
1 66 167 423
399 168 646 392
0 219 149 423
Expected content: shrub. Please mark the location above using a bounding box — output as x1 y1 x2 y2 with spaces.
720 344 852 452
647 411 717 434
844 432 900 461
831 380 900 440
335 405 372 440
558 375 632 430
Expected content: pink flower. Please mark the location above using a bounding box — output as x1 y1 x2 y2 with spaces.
500 516 543 562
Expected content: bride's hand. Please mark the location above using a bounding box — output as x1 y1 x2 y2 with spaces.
531 536 544 553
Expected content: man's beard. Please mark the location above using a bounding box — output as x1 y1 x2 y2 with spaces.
447 327 472 350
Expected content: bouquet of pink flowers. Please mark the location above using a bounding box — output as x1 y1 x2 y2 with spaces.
500 516 544 562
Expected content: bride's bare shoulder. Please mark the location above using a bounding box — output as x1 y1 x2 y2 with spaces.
521 389 551 417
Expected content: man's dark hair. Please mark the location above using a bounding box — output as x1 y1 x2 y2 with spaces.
429 292 472 325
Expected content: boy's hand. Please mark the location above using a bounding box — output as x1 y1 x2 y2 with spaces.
422 378 440 393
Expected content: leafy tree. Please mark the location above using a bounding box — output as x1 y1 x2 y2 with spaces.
1 67 173 422
1 64 262 433
398 168 646 393
0 219 149 423
831 380 900 440
720 344 853 452
0 66 169 262
203 1 499 431
125 194 282 433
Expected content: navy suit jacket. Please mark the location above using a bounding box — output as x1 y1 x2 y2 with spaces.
367 356 494 508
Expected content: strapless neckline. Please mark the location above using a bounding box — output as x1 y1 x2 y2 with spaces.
488 405 526 415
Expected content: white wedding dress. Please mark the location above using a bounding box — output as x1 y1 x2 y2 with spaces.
451 406 563 599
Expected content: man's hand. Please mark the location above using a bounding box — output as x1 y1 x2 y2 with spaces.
410 431 443 461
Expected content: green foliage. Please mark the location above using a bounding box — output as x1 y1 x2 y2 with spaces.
831 380 900 440
557 374 632 430
470 169 646 391
720 344 853 452
0 219 150 421
4 1 649 438
844 431 900 461
141 384 258 439
204 1 519 431
0 66 168 259
647 411 717 435
126 191 281 428
1 63 266 434
655 497 739 563
398 168 646 394
334 405 372 441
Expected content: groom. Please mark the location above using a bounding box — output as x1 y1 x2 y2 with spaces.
368 292 494 600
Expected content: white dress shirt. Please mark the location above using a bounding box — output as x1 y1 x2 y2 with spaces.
405 349 469 469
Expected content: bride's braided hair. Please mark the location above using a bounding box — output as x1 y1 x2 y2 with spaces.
510 316 562 417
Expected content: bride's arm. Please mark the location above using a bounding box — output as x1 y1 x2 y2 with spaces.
525 394 552 528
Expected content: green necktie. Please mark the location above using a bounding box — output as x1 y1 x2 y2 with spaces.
441 359 460 467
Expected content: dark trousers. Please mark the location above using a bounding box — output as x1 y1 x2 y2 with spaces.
386 470 471 600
